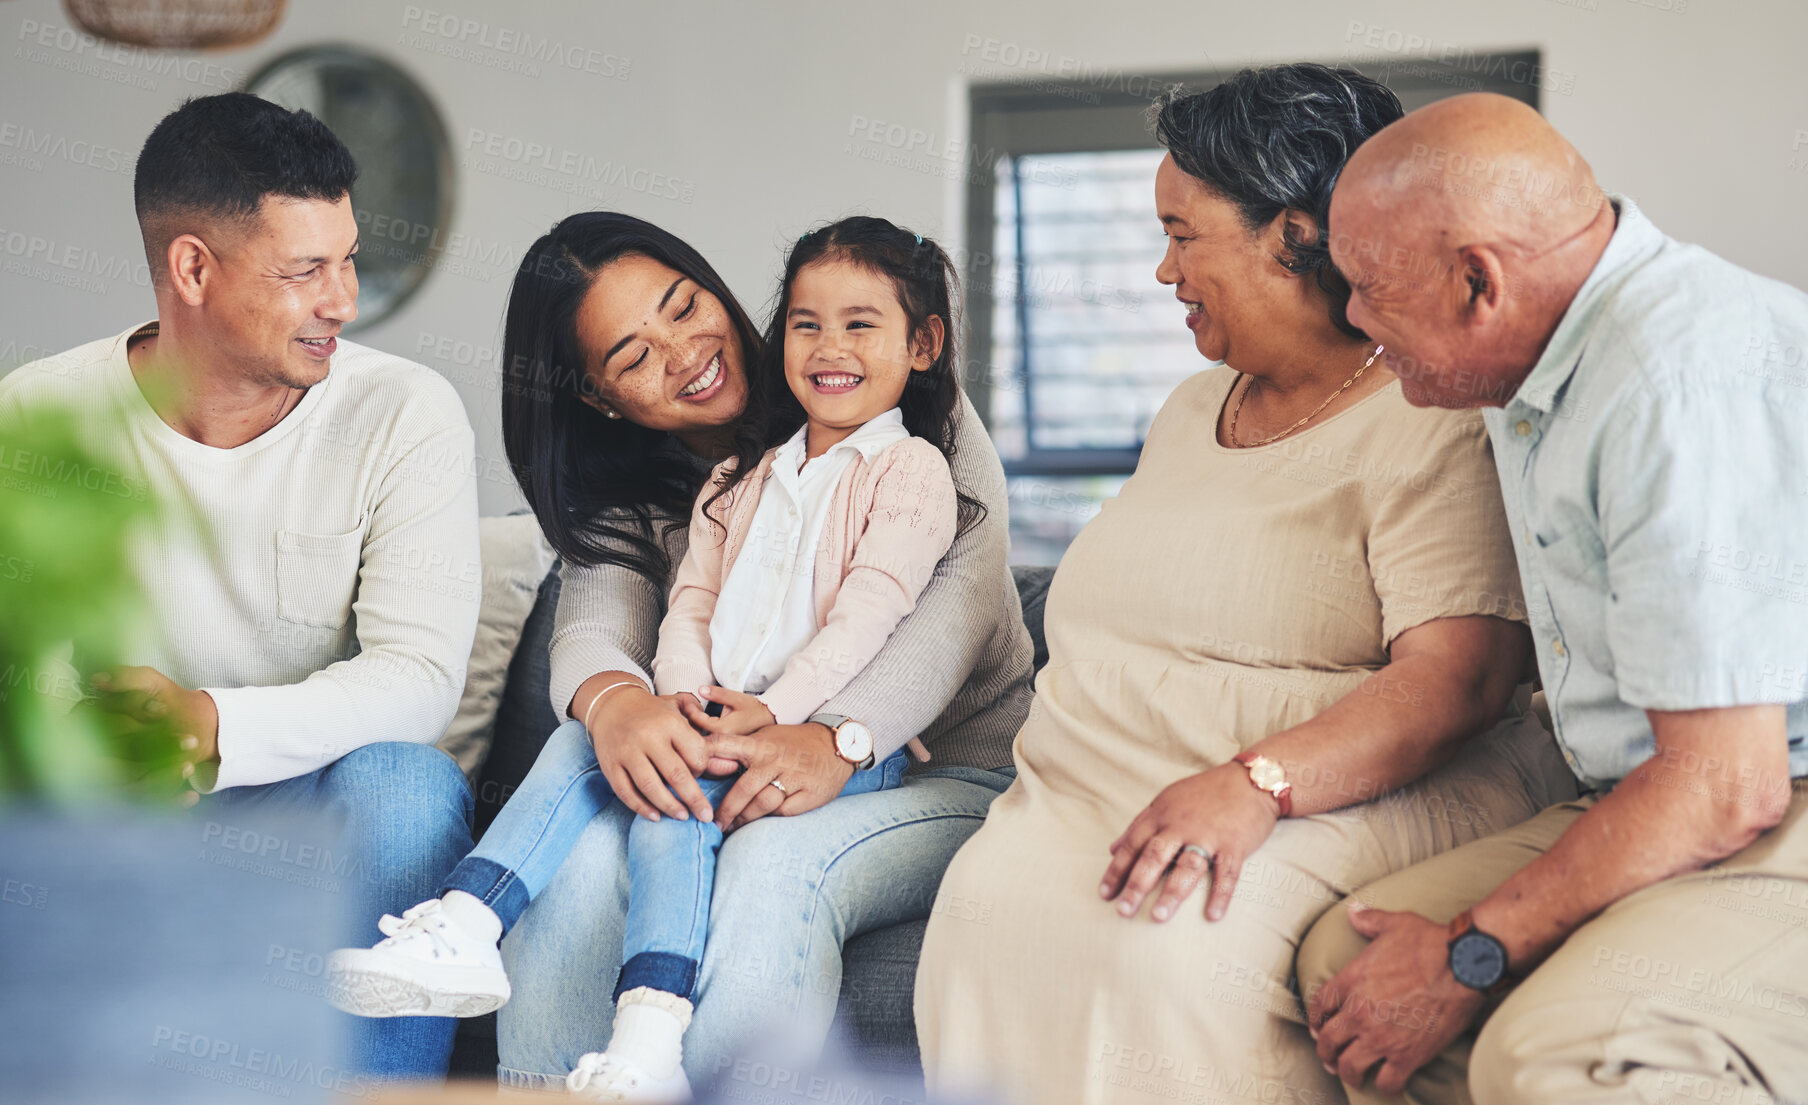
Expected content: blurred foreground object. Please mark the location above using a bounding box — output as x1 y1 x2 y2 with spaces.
1 399 350 1101
0 402 189 805
0 810 352 1104
62 0 286 50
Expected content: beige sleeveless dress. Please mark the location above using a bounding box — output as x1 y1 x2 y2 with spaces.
914 367 1576 1105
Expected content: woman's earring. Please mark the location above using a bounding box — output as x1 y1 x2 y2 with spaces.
603 409 622 420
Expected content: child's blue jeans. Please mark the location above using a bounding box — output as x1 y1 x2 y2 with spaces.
438 719 907 1002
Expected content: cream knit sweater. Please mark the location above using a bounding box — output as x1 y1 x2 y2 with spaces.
0 323 480 791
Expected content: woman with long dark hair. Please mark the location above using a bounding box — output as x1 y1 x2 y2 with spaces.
482 212 1033 1089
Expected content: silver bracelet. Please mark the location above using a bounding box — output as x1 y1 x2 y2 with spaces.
581 679 648 734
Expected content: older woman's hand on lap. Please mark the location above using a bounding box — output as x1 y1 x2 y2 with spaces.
1102 760 1280 922
1103 613 1532 924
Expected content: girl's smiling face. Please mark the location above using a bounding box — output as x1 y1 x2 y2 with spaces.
783 258 942 452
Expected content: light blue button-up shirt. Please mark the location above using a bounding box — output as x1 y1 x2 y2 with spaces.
1483 197 1808 792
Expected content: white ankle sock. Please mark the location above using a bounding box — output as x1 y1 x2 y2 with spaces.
607 987 692 1080
438 890 502 946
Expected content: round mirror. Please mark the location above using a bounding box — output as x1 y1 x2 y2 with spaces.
246 46 454 331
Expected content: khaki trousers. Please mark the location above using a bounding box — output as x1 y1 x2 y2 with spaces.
1296 782 1808 1105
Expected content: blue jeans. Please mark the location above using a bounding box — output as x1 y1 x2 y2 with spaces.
441 719 909 1002
203 741 474 1082
492 730 1014 1089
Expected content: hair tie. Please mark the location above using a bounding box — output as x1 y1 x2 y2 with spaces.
914 233 922 244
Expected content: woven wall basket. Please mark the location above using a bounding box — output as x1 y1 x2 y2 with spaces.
63 0 287 50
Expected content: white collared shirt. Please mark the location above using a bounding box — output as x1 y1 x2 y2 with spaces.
709 408 909 695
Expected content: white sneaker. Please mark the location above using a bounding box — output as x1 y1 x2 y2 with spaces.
324 898 510 1018
565 1051 691 1102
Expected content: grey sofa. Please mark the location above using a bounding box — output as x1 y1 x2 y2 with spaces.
449 564 1055 1078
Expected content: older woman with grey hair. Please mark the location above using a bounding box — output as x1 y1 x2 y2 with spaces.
914 64 1576 1105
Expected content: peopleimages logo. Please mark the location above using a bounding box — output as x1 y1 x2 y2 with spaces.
150 1026 372 1099
462 128 696 204
0 441 150 502
0 122 132 175
0 225 151 285
399 6 630 78
956 34 1169 102
14 18 245 91
844 115 1078 190
1340 22 1579 95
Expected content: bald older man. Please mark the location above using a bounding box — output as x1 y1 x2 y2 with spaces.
1295 94 1808 1105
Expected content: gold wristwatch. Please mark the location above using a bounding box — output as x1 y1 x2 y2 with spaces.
1233 752 1293 816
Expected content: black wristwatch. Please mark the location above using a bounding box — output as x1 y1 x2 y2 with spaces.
1447 910 1513 994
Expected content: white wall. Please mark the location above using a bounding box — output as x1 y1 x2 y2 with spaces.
4 0 1803 513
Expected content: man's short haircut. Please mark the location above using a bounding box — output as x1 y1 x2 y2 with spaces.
133 92 359 279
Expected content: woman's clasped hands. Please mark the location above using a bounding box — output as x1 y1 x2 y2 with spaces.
585 682 853 834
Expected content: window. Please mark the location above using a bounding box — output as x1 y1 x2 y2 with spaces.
966 52 1542 564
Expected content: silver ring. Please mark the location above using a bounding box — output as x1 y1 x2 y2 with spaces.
1180 844 1210 862
768 779 789 795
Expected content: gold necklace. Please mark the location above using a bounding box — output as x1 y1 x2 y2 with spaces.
1228 344 1384 448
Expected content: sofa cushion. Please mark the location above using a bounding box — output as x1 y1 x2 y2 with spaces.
474 567 564 838
438 514 557 779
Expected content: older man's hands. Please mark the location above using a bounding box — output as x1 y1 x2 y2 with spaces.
1307 901 1486 1094
1099 762 1280 923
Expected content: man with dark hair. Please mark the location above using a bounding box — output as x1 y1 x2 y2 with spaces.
0 93 480 1079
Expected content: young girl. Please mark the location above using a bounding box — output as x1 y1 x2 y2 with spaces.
326 216 982 1101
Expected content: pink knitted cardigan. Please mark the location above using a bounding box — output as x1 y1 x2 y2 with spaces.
652 435 957 750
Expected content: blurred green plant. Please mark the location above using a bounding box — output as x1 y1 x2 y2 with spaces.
0 401 188 804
